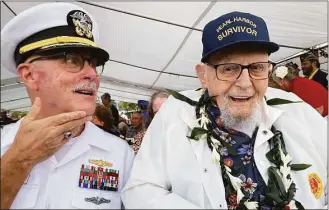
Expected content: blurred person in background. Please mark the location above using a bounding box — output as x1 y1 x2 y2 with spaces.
286 61 302 76
0 110 17 127
146 90 169 127
92 104 120 136
118 121 129 139
272 65 328 117
0 111 17 138
301 52 328 89
119 114 128 124
101 93 120 126
137 100 149 126
126 111 146 154
268 74 282 89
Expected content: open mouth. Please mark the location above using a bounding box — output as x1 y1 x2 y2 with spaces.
230 96 252 102
72 83 97 97
73 89 95 96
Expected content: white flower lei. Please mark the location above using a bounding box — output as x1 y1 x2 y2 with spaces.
168 88 310 210
191 98 298 209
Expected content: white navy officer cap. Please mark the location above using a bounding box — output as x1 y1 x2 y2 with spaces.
1 2 109 74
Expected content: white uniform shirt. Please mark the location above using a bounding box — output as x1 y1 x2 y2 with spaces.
1 121 135 209
121 88 327 209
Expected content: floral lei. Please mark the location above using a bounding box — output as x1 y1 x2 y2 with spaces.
167 88 311 210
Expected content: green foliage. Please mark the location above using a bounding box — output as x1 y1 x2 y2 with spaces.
290 164 312 171
187 127 208 140
166 89 198 106
10 110 28 119
119 101 139 112
266 98 302 106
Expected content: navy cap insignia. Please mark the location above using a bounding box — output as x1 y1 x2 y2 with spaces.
85 196 111 205
67 10 93 39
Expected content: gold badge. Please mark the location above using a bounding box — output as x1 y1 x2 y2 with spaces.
67 10 93 39
88 159 113 167
308 173 323 200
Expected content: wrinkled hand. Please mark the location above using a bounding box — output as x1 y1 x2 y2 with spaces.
9 97 91 167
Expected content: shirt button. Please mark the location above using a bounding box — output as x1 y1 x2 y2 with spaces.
262 130 268 135
204 168 208 173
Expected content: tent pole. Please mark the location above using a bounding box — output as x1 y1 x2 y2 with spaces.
275 43 328 65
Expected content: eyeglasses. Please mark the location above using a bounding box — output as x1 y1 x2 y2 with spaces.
28 52 105 76
205 61 274 81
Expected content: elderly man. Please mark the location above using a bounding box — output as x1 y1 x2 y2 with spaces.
301 52 328 89
1 3 134 209
121 11 327 209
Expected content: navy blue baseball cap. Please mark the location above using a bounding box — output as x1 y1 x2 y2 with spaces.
201 11 279 62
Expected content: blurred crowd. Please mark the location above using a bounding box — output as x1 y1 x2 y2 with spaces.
90 90 169 154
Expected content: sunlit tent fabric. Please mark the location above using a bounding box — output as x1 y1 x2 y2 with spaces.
1 1 328 111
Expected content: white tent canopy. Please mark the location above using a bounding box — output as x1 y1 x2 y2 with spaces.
1 1 328 111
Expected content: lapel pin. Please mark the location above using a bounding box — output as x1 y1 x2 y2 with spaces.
88 159 113 167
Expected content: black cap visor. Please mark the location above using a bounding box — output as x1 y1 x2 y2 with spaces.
201 40 279 63
18 44 109 66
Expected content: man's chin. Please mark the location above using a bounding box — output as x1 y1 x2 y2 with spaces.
86 107 96 116
72 105 96 116
220 104 261 128
302 70 309 76
227 105 255 118
228 110 253 120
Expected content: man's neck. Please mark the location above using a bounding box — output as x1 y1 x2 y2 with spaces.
284 77 296 92
105 102 111 108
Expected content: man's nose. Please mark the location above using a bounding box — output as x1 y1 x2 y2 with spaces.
81 61 97 79
235 68 253 88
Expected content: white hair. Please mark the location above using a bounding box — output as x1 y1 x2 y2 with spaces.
219 94 262 135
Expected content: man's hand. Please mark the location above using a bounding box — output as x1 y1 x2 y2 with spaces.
9 97 90 166
1 97 91 209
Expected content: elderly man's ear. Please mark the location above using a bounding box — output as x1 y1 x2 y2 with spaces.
195 64 207 88
17 63 39 91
